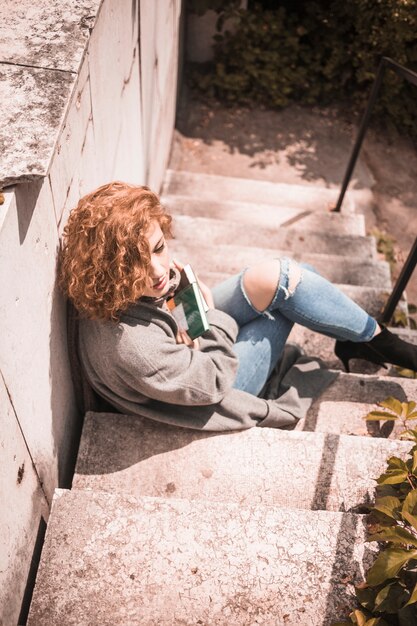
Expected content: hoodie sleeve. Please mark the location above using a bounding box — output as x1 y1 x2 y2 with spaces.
117 308 240 406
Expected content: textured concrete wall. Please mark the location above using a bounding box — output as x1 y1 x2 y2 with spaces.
0 367 50 626
140 0 182 191
0 181 67 626
0 1 181 623
50 0 146 232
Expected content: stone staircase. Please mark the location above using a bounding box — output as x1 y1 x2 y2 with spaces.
27 170 417 625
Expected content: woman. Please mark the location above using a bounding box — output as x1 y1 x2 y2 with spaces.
59 181 417 431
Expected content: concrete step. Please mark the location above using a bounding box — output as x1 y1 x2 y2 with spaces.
390 327 417 344
298 371 417 438
28 489 377 626
162 193 366 235
169 240 392 288
162 169 355 212
172 214 377 260
73 412 412 513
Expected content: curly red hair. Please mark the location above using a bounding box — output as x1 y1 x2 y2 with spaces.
59 181 172 320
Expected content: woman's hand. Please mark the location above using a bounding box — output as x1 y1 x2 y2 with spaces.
171 258 184 273
176 329 200 350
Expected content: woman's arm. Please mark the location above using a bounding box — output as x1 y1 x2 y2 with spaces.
118 308 240 407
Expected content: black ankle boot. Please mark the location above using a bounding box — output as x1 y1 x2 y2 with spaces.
334 327 417 373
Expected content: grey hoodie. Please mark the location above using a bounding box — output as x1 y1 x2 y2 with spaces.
79 301 335 431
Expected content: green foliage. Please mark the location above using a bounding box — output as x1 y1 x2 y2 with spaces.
190 0 417 139
371 228 417 332
334 397 417 625
372 229 397 272
365 397 417 432
391 308 417 333
370 229 417 332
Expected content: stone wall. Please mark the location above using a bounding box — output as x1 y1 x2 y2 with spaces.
0 1 181 623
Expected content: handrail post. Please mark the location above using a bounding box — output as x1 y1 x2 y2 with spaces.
332 56 417 326
380 237 417 325
332 58 386 213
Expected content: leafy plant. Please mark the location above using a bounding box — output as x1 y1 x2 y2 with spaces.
370 230 416 332
189 0 417 140
372 229 397 272
334 399 417 625
392 306 417 333
365 398 417 434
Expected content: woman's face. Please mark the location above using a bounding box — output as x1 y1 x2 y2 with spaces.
142 220 171 298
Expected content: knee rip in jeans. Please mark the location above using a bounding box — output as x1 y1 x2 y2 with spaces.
280 260 302 300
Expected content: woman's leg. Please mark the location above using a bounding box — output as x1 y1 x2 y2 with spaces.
212 272 294 394
212 258 377 394
231 311 294 395
241 258 417 373
213 257 416 383
243 257 377 341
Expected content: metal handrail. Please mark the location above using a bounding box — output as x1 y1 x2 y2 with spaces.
333 56 417 325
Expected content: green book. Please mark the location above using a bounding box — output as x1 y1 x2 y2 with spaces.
178 264 209 312
167 281 210 340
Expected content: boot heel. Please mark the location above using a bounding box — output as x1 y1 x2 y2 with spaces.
341 357 350 373
334 341 351 372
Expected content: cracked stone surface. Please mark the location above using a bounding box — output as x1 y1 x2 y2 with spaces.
301 372 417 437
0 65 75 187
0 0 101 188
73 412 412 512
172 214 377 260
0 0 101 70
162 193 367 234
27 489 377 626
163 169 355 212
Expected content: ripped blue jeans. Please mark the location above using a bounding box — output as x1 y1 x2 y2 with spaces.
212 257 377 396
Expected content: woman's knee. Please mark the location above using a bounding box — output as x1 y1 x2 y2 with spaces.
243 260 281 311
243 258 303 311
